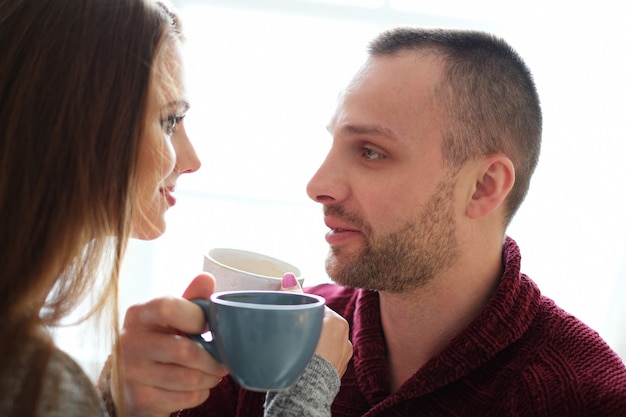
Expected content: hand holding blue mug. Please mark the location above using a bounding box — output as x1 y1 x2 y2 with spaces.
189 291 325 392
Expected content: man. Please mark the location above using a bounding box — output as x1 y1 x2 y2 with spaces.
114 28 626 416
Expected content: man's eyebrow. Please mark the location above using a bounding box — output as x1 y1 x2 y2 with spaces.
332 123 398 140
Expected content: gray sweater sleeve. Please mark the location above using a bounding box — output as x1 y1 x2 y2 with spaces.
263 354 340 417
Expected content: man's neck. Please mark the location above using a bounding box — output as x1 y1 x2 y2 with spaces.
379 250 503 393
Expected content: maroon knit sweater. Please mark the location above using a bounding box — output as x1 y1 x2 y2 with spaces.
178 237 626 416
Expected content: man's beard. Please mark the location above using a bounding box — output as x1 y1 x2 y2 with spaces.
325 174 460 293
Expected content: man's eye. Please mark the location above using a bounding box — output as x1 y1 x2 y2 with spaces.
161 114 185 136
362 147 383 160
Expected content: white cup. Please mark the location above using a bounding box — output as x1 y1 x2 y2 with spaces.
203 248 303 292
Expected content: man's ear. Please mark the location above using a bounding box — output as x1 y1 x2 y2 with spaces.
466 155 515 219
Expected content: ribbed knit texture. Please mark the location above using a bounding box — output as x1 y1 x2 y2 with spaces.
179 237 626 416
264 354 340 416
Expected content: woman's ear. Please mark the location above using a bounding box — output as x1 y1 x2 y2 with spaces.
466 155 515 219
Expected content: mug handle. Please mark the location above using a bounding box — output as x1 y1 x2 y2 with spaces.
187 299 223 363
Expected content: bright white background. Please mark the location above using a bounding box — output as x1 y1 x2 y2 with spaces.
56 0 626 378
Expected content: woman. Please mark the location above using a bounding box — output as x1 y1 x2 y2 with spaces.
0 0 350 416
0 0 199 415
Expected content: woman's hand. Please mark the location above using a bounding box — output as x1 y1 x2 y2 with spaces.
281 273 353 377
112 273 229 417
315 307 352 377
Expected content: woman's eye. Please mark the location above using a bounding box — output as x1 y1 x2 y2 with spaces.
161 114 185 136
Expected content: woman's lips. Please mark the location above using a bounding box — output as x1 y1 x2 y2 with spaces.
161 186 176 207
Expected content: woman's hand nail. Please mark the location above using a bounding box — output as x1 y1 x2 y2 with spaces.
282 272 298 288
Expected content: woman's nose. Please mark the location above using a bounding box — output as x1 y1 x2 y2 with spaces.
174 124 201 174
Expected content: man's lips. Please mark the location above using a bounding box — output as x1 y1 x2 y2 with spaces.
324 217 359 232
324 217 361 244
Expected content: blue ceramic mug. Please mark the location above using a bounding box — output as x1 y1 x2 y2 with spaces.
189 291 325 391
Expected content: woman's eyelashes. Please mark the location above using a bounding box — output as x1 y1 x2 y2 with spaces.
161 113 186 136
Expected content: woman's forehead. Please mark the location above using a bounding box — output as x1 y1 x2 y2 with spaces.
150 41 186 109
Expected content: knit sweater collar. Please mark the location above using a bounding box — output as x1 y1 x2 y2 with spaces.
350 236 542 406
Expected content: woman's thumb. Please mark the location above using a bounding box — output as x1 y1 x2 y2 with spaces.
182 272 216 300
